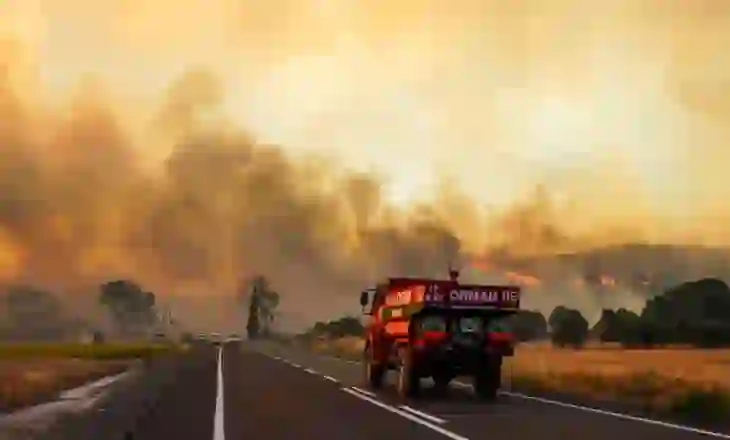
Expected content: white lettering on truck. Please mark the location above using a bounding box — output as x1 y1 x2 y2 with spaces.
422 285 519 303
448 289 519 303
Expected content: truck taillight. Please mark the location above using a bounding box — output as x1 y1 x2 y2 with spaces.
414 330 448 348
487 331 514 343
486 331 515 356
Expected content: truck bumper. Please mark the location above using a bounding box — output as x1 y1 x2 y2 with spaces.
412 344 488 376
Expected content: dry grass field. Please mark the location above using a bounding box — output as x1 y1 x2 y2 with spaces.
310 336 730 424
0 358 131 411
0 343 184 411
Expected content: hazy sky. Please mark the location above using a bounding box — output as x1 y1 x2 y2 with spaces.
1 1 727 215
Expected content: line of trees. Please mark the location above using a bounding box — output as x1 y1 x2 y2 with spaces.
310 316 364 338
510 277 730 348
0 279 162 342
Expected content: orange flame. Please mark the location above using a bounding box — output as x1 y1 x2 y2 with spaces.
504 271 541 287
599 275 616 286
0 228 25 280
470 259 491 272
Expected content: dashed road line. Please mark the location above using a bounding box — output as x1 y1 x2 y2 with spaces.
350 386 376 397
398 405 446 424
343 387 468 440
264 354 341 385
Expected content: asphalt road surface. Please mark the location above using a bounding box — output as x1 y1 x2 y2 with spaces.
37 342 730 440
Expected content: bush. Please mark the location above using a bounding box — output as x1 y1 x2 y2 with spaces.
310 316 363 338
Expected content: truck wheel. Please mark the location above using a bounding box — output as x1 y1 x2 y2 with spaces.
396 347 420 398
364 345 384 389
432 373 452 394
474 359 501 401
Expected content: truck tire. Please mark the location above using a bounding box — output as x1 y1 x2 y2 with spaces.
396 347 420 398
474 358 501 401
364 344 385 389
432 373 452 394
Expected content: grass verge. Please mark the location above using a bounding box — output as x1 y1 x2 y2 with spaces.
0 342 185 412
0 342 185 360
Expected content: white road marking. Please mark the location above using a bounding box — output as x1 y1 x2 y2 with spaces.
451 381 730 439
398 405 446 424
343 388 468 440
323 355 358 365
59 371 132 400
501 390 730 439
265 354 341 384
213 347 225 440
350 386 376 397
290 363 302 368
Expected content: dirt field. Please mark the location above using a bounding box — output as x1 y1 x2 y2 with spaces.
311 337 730 424
0 343 184 412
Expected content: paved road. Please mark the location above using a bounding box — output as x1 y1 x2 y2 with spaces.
37 342 730 440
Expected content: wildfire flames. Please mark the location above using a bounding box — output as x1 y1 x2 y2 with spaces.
504 271 542 287
600 275 617 287
469 259 639 292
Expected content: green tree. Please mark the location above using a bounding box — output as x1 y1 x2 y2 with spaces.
98 280 157 337
593 308 641 344
2 285 66 341
548 306 570 332
640 278 730 347
549 307 589 348
245 275 280 338
246 288 260 339
508 310 548 341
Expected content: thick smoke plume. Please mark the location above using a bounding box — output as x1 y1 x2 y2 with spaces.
0 57 471 328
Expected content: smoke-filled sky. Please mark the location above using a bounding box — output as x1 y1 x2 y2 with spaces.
1 0 730 329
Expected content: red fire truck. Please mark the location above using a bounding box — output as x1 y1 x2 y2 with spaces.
359 269 520 399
